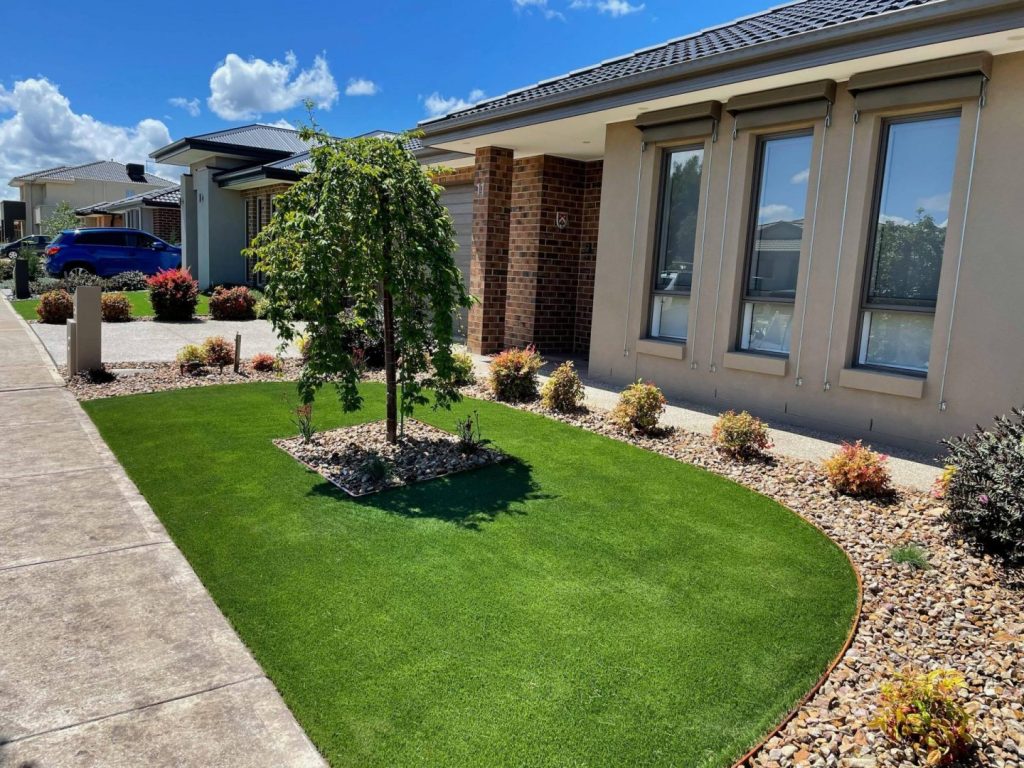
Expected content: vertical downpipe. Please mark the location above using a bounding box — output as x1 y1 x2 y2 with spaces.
707 125 737 373
688 123 717 370
622 139 647 359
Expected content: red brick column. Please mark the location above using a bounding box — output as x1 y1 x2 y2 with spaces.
467 147 513 354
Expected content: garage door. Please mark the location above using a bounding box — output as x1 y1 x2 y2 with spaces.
441 184 473 338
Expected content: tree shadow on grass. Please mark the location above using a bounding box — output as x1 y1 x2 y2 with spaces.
308 457 550 529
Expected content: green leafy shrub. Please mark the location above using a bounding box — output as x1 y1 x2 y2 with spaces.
942 408 1024 566
209 285 256 320
251 290 270 319
176 343 205 373
202 336 235 372
711 410 772 459
869 668 973 766
100 292 132 322
29 277 60 295
104 271 149 291
540 361 584 413
0 260 13 281
489 346 543 402
450 351 476 386
147 268 199 321
58 271 103 293
295 333 311 360
251 353 279 372
36 289 74 324
822 441 892 497
337 308 385 368
611 380 666 434
890 544 931 571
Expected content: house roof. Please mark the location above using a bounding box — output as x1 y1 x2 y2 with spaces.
75 185 181 216
150 123 321 165
419 0 951 131
10 160 174 187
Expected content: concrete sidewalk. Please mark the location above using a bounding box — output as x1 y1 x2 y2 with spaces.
31 317 302 366
470 352 943 493
0 298 324 766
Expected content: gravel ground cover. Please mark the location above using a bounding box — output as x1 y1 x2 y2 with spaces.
275 418 505 497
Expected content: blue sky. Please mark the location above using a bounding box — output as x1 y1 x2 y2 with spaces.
1 0 774 197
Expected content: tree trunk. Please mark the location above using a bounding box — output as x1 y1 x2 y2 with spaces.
382 286 398 444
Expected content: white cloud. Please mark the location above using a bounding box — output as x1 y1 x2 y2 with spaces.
512 0 565 20
0 77 179 195
916 192 950 214
423 89 485 118
759 203 795 221
168 97 200 117
879 213 913 226
207 51 338 120
260 119 295 129
345 78 378 97
570 0 644 16
790 168 810 185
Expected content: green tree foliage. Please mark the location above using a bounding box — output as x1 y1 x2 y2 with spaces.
869 210 948 303
41 201 81 238
246 126 472 443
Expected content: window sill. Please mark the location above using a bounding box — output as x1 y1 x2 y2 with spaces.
722 351 788 377
838 367 925 399
636 338 686 361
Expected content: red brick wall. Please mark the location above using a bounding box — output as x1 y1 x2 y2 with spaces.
467 147 513 354
152 208 181 243
242 183 293 285
432 166 474 187
574 161 603 353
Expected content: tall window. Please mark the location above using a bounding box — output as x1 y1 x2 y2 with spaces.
739 132 814 355
858 113 961 374
649 145 704 341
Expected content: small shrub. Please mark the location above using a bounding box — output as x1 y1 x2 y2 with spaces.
489 346 543 402
176 343 205 374
611 380 666 434
250 352 278 372
942 408 1024 566
29 277 60 295
930 464 957 500
363 453 390 482
147 268 199 321
338 308 385 368
292 403 315 444
100 292 132 322
295 334 311 360
201 336 235 372
104 271 149 292
711 410 773 459
58 271 103 293
822 441 892 497
209 285 256 320
251 291 270 319
869 668 973 766
890 544 931 571
450 350 476 386
0 260 13 281
540 361 585 413
455 411 490 454
36 289 74 324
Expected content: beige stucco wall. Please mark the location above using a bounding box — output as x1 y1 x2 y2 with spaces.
589 51 1024 453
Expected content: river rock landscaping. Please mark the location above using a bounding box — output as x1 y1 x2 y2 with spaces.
275 418 506 497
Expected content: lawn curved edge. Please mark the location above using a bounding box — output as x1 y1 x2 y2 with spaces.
731 510 864 768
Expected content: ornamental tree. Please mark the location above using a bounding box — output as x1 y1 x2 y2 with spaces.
246 126 472 444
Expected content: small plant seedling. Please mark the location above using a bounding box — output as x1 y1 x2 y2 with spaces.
292 403 316 444
455 411 490 454
363 453 390 482
890 544 931 571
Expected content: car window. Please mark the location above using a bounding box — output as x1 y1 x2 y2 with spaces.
76 231 128 247
133 233 157 248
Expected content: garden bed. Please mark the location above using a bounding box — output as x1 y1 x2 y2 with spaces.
275 418 505 497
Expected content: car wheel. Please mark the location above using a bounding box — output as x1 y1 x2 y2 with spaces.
63 265 95 278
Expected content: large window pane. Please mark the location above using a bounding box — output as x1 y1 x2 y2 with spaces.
859 311 934 373
867 114 960 307
650 295 689 341
746 133 813 300
653 147 704 293
740 302 794 354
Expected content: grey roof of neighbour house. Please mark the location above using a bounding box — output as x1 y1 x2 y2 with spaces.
11 160 174 186
419 0 948 127
76 185 181 215
189 124 315 154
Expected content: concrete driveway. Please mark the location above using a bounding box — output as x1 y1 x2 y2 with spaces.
31 318 303 365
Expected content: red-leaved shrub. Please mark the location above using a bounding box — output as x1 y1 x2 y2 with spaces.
822 440 892 497
611 380 666 434
202 336 235 372
489 346 543 402
147 268 198 321
36 289 74 324
209 285 256 320
100 292 132 322
250 352 278 372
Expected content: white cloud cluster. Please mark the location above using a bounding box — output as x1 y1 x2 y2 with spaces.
0 77 177 192
168 96 201 117
423 89 485 118
513 0 565 20
207 51 339 120
516 0 644 19
345 78 379 97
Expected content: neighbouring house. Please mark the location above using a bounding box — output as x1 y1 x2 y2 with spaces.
75 186 182 243
148 127 473 318
7 161 174 235
416 0 1024 452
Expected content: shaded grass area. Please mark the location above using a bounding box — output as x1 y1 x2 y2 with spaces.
12 290 210 321
84 383 858 768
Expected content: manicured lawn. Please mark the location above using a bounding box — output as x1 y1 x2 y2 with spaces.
12 290 211 321
84 383 858 768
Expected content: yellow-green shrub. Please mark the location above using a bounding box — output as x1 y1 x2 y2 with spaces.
611 380 666 434
540 361 584 413
489 346 543 402
711 410 772 459
36 289 74 324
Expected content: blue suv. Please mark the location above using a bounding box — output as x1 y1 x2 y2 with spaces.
45 228 182 278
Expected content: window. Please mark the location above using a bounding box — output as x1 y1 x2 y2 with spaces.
649 145 704 341
76 231 127 247
738 132 814 355
857 113 961 374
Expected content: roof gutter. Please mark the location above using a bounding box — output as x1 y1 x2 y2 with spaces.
420 0 1024 144
150 137 294 164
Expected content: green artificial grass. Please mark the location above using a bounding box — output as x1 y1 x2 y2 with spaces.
84 383 858 768
12 290 211 321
